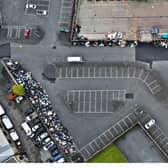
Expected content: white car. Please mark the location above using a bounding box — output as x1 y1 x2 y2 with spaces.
145 119 156 129
26 4 37 9
0 104 5 117
36 10 47 16
37 132 48 141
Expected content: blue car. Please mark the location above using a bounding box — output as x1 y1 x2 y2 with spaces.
52 153 63 161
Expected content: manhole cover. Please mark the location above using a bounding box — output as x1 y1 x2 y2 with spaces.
125 93 134 99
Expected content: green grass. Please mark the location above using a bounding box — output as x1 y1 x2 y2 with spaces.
88 144 128 163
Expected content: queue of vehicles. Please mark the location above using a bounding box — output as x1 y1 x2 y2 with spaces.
21 110 65 163
4 59 77 162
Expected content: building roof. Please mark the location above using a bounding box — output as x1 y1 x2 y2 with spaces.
0 129 15 162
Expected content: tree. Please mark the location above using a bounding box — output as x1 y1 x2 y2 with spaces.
11 84 25 96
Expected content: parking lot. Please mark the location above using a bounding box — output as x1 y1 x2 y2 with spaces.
79 112 138 161
0 25 32 40
54 63 162 95
25 0 50 16
138 111 168 159
66 89 126 113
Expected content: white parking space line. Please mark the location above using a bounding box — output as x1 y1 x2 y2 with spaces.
102 133 110 141
104 67 107 77
151 129 159 137
88 67 91 78
82 67 85 77
108 130 114 138
138 69 144 79
110 67 112 78
65 67 68 78
94 141 101 148
98 137 106 145
72 91 75 103
78 91 80 113
100 91 103 112
121 67 124 78
94 91 96 112
76 67 79 78
116 67 118 78
88 90 90 112
70 67 73 78
155 133 162 140
147 80 157 86
163 143 168 148
88 144 95 153
105 91 108 112
59 67 62 78
84 147 91 155
133 67 136 78
83 91 86 112
93 67 96 78
67 91 69 102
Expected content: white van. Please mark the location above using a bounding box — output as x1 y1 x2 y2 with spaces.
0 104 5 117
66 56 84 63
9 129 19 141
1 115 13 130
21 122 34 138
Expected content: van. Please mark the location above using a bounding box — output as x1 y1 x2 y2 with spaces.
9 129 19 141
1 115 13 130
66 56 84 63
21 122 34 138
0 104 5 117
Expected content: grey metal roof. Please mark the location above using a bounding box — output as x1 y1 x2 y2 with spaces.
0 129 14 162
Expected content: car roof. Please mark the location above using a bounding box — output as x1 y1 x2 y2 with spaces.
0 104 5 115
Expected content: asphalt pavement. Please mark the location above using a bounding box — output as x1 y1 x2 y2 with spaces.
136 43 168 63
116 126 167 162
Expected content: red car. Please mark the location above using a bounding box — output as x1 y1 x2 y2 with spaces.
24 28 30 39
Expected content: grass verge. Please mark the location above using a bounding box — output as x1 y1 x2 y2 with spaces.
88 144 128 163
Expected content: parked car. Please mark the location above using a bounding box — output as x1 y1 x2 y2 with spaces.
9 129 19 141
21 122 34 138
52 153 63 161
37 132 48 141
145 119 156 129
36 10 47 16
26 4 37 9
43 140 54 151
1 115 13 130
51 148 59 157
9 129 21 147
31 123 42 132
0 104 6 117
